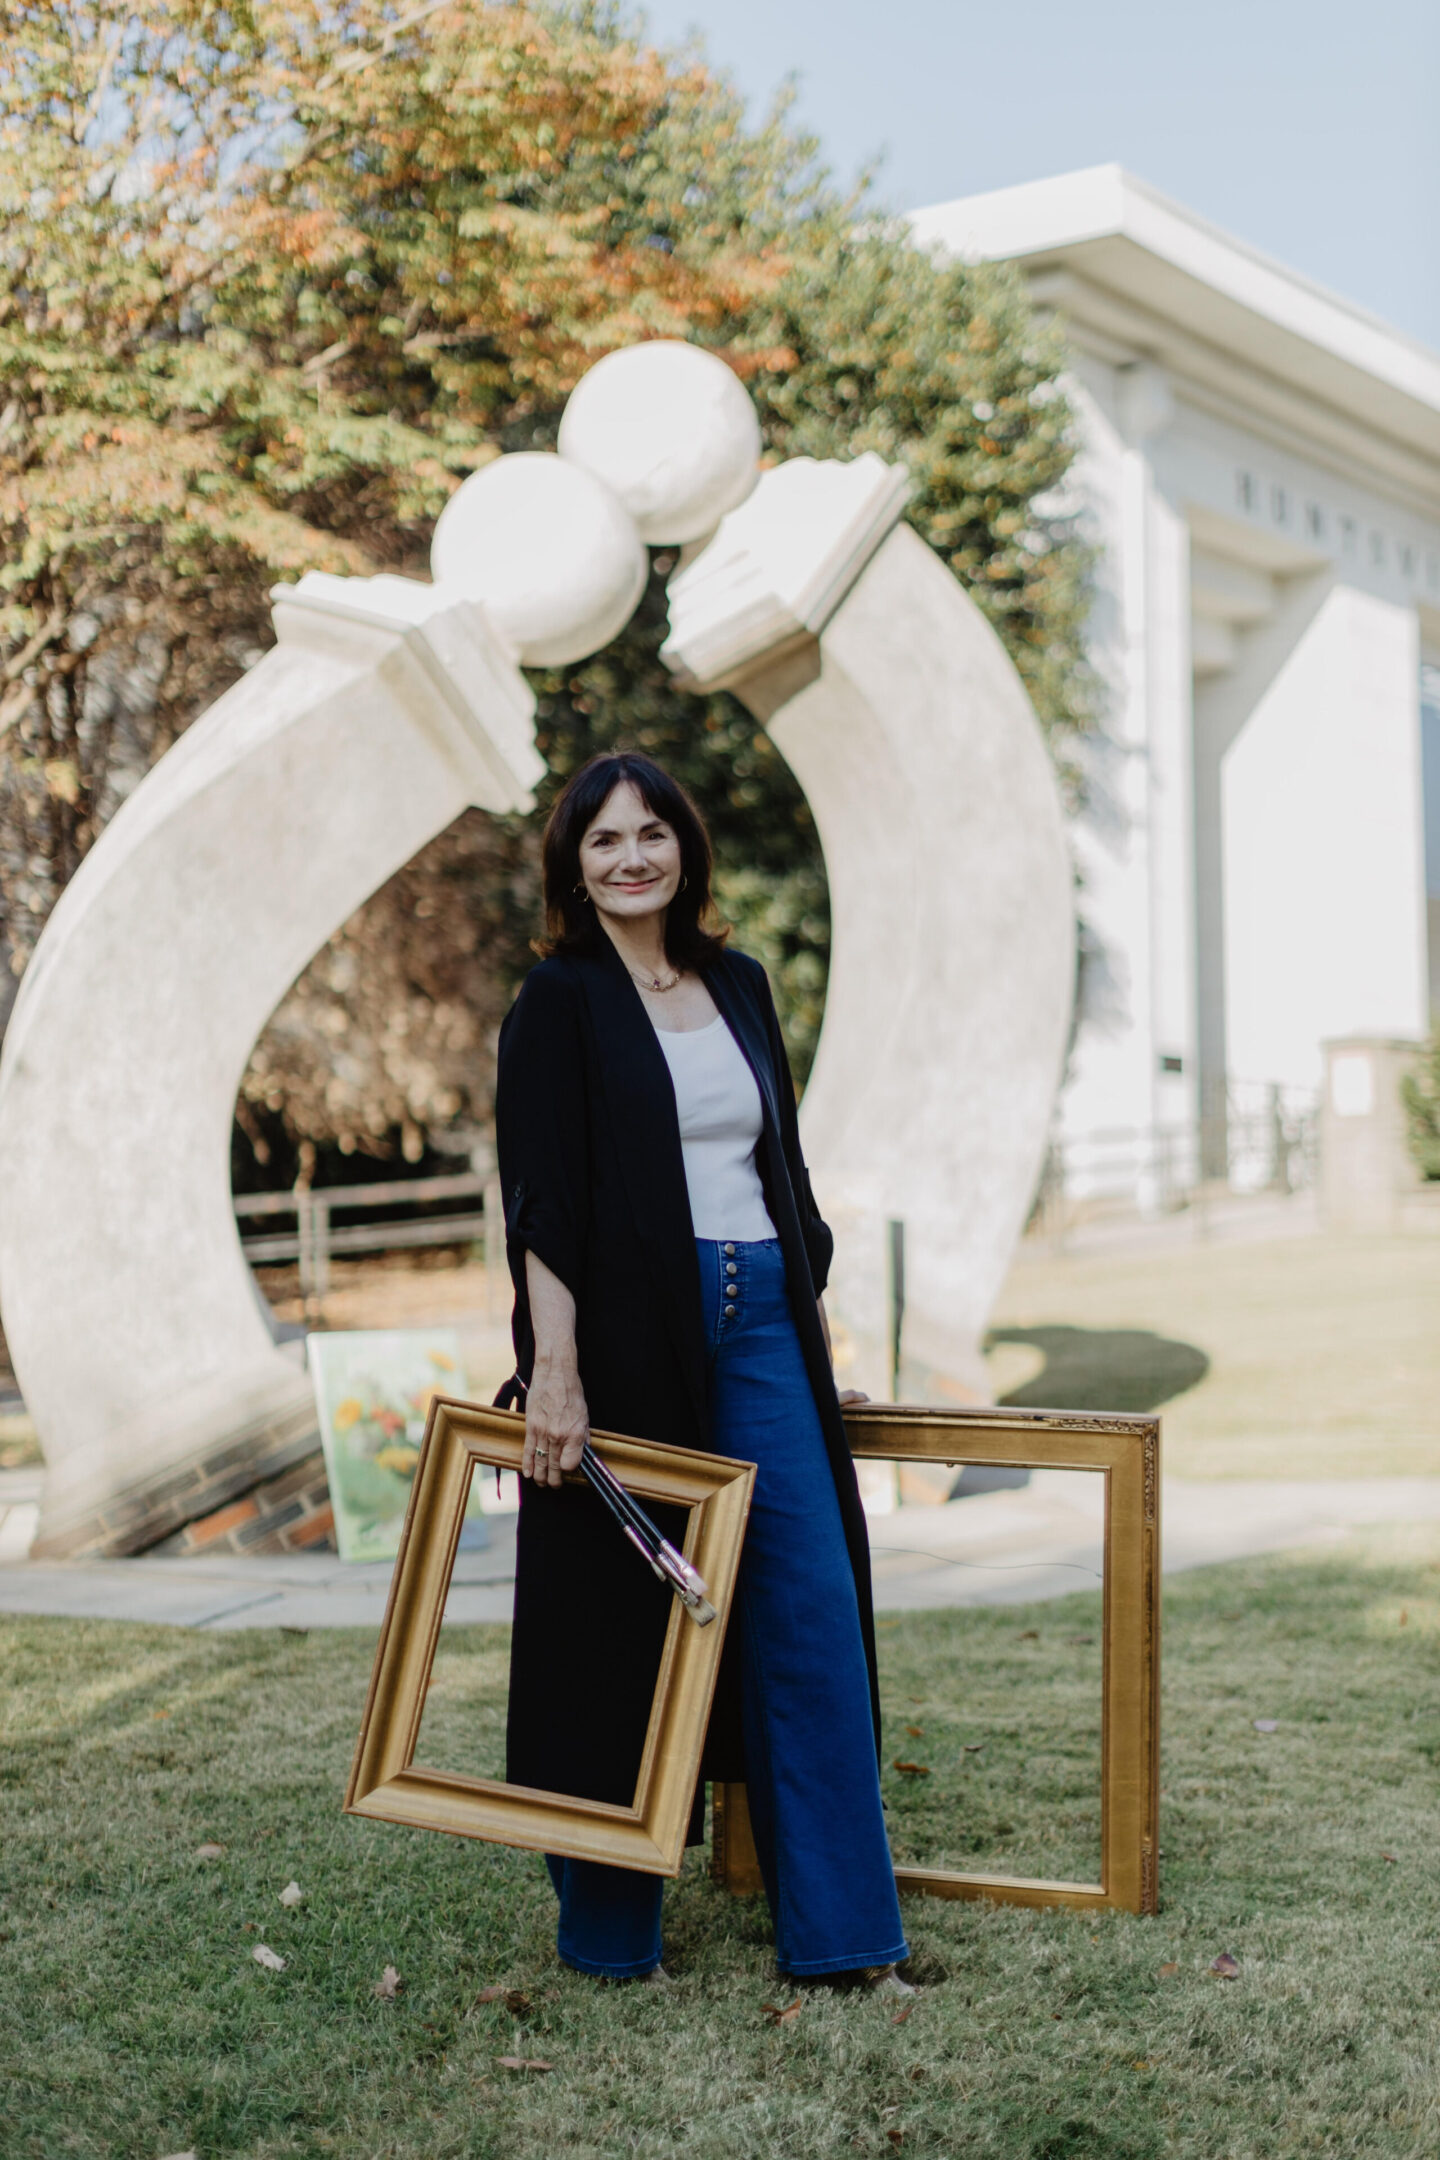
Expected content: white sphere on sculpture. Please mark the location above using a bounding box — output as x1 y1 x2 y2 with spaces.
430 453 647 666
557 340 761 545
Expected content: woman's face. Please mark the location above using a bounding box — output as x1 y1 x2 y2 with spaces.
577 782 683 928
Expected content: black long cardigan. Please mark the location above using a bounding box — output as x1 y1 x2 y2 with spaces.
494 934 881 1809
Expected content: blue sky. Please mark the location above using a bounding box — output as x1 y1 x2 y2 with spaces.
632 0 1440 350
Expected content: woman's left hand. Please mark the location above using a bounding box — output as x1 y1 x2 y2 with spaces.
838 1389 870 1407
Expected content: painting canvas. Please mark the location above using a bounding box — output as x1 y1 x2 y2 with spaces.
308 1329 490 1563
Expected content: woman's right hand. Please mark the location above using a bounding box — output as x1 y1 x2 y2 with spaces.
523 1354 590 1488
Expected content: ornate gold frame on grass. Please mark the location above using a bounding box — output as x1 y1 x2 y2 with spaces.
713 1402 1161 1915
345 1399 754 1876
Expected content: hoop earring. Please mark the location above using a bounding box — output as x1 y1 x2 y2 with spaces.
572 881 591 904
680 874 689 892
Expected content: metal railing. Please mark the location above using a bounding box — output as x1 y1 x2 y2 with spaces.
1028 1081 1321 1243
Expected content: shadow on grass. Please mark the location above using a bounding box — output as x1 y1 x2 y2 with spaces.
954 1325 1211 1498
991 1323 1210 1415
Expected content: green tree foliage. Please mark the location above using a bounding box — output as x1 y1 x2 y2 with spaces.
750 230 1093 777
0 0 1092 1168
1401 1031 1440 1180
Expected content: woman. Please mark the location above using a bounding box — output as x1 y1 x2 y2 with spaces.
495 750 909 1991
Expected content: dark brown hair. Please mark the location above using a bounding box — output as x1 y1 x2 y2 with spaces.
537 751 729 967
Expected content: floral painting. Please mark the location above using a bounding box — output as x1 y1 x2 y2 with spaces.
308 1329 486 1563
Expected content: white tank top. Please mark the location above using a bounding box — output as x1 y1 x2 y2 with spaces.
653 1016 777 1242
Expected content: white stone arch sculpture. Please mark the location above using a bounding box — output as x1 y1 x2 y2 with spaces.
0 342 1072 1560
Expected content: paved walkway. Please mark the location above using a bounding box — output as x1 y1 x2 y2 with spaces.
3 1472 1440 1629
866 1471 1440 1609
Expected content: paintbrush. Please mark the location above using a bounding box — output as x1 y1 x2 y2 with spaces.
502 1375 715 1625
580 1440 716 1627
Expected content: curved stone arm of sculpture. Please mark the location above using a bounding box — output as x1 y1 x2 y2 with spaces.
663 458 1075 1402
0 578 542 1557
0 337 763 1562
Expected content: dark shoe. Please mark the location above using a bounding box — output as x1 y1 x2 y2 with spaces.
795 1962 917 1996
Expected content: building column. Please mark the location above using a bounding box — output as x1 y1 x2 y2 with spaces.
1140 469 1198 1181
1059 359 1195 1211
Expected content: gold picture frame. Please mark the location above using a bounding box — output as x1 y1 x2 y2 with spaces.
714 1402 1160 1915
345 1399 755 1876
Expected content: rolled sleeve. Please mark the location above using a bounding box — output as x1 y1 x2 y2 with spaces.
756 968 834 1297
800 1166 835 1298
495 965 590 1306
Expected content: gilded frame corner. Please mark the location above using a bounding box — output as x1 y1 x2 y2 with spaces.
714 1402 1160 1916
345 1398 754 1878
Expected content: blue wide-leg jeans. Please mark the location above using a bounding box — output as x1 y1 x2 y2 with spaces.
547 1237 908 1979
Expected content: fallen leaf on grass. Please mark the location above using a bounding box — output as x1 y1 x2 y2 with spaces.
1399 1609 1408 1627
498 2056 554 2073
905 1725 924 1738
278 1881 304 1908
891 1761 929 1777
1381 1852 1399 1864
1019 1630 1039 1641
962 1743 985 1754
1158 1962 1179 1978
474 1985 532 2012
1209 1953 1240 1979
761 1999 802 2025
1253 1719 1278 1734
374 1965 403 1999
252 1944 286 1972
194 1843 225 1861
887 2134 903 2149
891 2003 915 2025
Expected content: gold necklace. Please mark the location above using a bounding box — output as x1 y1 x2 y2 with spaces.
626 960 682 994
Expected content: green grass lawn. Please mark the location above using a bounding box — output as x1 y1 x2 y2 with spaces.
5 1526 1440 2158
988 1231 1440 1479
417 1609 1106 1889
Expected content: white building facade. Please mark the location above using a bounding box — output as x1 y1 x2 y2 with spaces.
911 168 1440 1202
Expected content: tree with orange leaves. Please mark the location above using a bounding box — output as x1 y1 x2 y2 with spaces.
0 0 1092 1174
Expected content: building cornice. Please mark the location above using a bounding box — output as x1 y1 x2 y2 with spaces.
910 167 1440 511
1028 268 1440 523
